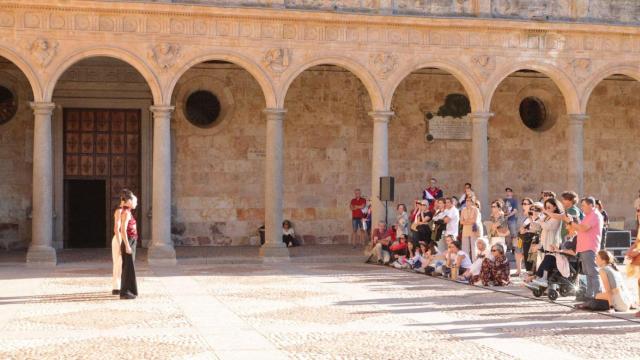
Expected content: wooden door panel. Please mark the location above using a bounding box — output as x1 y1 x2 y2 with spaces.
63 108 141 248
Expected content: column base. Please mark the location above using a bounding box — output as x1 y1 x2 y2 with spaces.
26 245 57 266
259 244 290 262
147 244 177 265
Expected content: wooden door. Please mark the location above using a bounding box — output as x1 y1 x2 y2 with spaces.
63 109 141 248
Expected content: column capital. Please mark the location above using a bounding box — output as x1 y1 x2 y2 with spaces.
29 102 55 115
263 108 287 121
567 113 589 125
470 112 493 123
150 105 175 116
368 111 394 123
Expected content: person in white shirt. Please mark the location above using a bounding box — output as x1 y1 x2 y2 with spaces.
443 198 460 238
445 240 472 280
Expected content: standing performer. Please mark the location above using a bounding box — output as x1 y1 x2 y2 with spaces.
111 198 125 295
118 189 138 300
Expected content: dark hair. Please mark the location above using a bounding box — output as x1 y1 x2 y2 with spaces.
580 197 596 206
397 203 407 212
450 240 461 251
560 191 579 204
542 190 556 198
530 204 543 212
595 199 604 209
544 198 564 214
283 220 292 227
464 182 472 188
491 199 504 210
597 250 618 271
521 197 534 206
436 198 446 204
119 188 134 203
505 187 513 192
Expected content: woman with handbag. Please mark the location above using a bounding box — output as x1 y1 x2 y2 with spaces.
117 189 138 300
485 200 510 252
412 200 433 244
513 198 533 277
460 196 480 261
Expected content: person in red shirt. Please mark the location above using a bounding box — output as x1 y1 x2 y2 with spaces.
350 188 367 248
423 177 444 212
366 220 394 264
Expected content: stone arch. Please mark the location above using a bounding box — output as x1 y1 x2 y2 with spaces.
0 44 43 101
580 63 640 113
167 52 276 108
279 57 384 110
485 61 580 114
386 59 483 112
44 47 163 104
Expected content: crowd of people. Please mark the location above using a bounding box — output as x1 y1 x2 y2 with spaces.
351 178 640 317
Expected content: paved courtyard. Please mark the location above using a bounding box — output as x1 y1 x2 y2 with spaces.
1 257 639 360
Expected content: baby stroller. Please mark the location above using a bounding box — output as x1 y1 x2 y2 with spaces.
526 252 583 301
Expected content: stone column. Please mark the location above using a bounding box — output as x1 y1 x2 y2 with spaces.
260 108 289 259
567 114 588 196
27 102 57 265
471 112 492 217
148 105 176 265
370 111 394 226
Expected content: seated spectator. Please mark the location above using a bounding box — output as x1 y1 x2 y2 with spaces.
526 231 577 286
461 237 491 281
443 240 472 280
390 233 409 260
392 241 422 270
366 221 393 264
419 241 444 275
472 244 510 286
591 250 634 312
282 220 298 247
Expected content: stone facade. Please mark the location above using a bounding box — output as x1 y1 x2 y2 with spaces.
1 0 640 262
0 60 33 250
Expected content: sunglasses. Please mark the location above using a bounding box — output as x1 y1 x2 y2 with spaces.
522 202 531 206
491 249 498 252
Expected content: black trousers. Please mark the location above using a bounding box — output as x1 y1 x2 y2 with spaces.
520 234 535 272
283 234 297 247
120 238 138 296
535 254 557 278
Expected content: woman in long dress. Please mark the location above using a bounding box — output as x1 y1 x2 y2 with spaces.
117 189 138 300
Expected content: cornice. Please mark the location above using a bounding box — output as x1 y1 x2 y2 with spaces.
2 0 640 37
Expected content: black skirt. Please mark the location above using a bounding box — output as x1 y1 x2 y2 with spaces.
120 238 138 296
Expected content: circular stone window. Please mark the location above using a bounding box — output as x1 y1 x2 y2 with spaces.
519 97 547 131
184 90 221 128
0 85 18 125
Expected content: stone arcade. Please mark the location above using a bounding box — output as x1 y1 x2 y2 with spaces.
1 0 640 264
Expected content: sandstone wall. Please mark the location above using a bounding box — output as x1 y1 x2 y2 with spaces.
488 74 568 205
170 63 267 246
0 61 33 250
585 76 640 228
389 70 472 207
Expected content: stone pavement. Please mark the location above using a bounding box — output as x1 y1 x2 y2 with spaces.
1 258 639 359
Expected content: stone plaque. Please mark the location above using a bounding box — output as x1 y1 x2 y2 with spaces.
427 115 472 140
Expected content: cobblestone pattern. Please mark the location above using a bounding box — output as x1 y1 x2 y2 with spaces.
1 262 639 359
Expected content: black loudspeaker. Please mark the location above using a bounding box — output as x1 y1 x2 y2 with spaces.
379 176 395 202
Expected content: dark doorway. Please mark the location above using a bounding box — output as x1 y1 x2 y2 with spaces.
64 179 106 248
